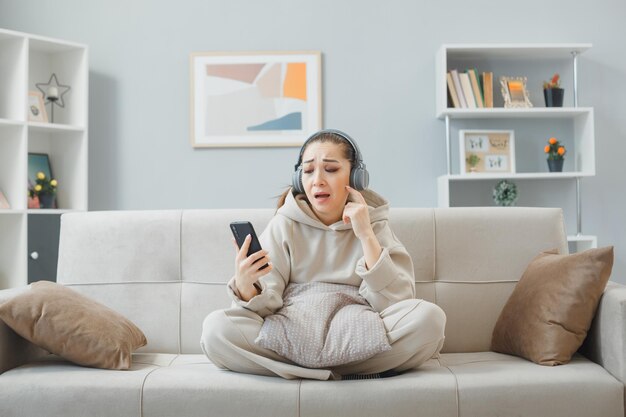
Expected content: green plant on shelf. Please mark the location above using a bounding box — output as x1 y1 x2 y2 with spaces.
543 73 561 89
29 171 58 197
544 137 566 161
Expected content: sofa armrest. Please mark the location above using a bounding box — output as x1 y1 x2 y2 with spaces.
580 281 626 385
0 286 49 374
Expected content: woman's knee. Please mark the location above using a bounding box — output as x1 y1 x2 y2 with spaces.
424 301 447 334
200 309 230 359
403 300 447 341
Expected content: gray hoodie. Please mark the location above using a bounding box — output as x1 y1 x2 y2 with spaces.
227 188 416 317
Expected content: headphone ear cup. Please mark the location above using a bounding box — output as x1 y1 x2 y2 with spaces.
350 167 369 191
292 167 304 194
349 168 358 190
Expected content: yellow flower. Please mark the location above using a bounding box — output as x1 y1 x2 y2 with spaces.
37 172 46 180
549 137 557 145
34 184 42 192
50 179 58 187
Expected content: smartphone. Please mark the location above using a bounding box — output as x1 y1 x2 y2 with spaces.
230 221 269 270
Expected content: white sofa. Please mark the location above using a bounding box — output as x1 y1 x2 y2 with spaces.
0 207 624 417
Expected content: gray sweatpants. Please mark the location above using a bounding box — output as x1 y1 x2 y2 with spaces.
200 298 446 380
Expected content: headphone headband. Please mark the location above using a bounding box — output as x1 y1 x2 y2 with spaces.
294 129 364 171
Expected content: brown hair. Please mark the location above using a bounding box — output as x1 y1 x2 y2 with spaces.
275 131 356 210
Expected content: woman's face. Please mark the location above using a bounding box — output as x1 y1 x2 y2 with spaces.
300 141 351 226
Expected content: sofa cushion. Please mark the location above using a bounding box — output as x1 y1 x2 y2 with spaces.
440 351 622 417
141 355 302 417
0 281 147 369
0 355 160 417
491 246 614 365
300 359 457 417
432 207 568 353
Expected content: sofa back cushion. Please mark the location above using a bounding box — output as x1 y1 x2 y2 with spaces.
56 207 567 354
431 208 567 352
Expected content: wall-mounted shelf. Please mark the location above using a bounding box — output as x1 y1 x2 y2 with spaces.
437 107 592 120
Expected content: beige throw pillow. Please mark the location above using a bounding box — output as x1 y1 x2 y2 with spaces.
0 281 147 370
491 246 614 366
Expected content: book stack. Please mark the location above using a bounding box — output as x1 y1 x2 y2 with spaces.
446 69 493 108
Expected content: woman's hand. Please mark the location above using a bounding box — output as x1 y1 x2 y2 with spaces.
342 185 375 240
342 185 382 270
233 234 273 301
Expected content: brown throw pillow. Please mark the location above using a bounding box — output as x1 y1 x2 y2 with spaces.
0 281 147 370
491 246 614 366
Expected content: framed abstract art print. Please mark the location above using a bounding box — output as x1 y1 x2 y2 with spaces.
190 51 322 148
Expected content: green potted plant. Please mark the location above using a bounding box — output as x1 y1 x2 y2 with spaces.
543 73 564 107
465 153 481 173
544 136 566 172
32 171 58 208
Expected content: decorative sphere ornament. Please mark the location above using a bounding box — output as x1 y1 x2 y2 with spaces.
493 180 518 206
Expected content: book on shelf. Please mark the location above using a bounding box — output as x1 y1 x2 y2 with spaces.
468 69 484 108
483 71 493 108
475 69 484 104
458 72 476 109
449 69 467 108
446 72 461 108
446 69 495 109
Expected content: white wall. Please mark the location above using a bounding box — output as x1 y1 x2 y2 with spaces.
1 0 625 282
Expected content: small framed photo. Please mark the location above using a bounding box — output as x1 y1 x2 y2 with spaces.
190 51 322 147
459 130 516 174
500 76 533 108
28 91 48 123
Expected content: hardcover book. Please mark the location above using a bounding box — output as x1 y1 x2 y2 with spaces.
459 72 476 109
446 72 461 108
468 69 484 108
450 69 467 108
482 72 494 108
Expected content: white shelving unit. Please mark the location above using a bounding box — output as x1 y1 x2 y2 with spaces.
435 43 596 253
0 28 88 289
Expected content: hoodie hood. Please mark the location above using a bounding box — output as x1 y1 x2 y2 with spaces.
277 187 389 231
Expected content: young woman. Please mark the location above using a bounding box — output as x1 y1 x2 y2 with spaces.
201 129 446 380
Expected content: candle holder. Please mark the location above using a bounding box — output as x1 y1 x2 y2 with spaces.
35 73 71 123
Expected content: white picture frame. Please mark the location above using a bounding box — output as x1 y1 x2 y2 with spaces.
190 51 322 148
500 76 533 109
459 129 516 174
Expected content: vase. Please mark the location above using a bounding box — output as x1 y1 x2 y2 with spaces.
38 193 55 209
547 159 564 172
544 88 564 107
27 195 40 209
